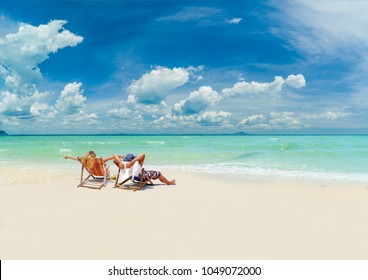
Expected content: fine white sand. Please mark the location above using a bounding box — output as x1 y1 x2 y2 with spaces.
1 167 368 260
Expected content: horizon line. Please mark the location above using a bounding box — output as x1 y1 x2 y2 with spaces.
2 133 368 136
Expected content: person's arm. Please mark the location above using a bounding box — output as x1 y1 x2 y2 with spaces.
113 154 124 169
64 156 80 161
103 155 122 163
103 156 113 163
126 153 145 169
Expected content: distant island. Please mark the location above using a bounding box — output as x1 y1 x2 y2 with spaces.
0 130 8 136
234 131 249 135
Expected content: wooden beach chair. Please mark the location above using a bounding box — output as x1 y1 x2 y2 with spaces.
78 157 109 190
114 162 153 191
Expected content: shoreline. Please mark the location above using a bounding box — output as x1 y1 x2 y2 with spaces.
1 169 368 259
1 162 367 188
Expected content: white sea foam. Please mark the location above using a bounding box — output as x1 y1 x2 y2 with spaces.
80 141 123 145
145 141 165 145
59 148 72 154
156 163 368 183
0 174 16 187
0 165 60 187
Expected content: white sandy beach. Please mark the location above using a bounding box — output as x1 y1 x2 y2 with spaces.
1 167 368 260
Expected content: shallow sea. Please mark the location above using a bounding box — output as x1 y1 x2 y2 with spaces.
1 135 368 185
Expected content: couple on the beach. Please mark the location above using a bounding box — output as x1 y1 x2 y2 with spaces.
64 151 176 185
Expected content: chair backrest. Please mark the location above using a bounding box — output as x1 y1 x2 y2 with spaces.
78 157 105 178
88 158 105 177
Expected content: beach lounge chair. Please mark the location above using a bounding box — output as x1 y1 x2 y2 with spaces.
114 162 153 191
78 157 109 190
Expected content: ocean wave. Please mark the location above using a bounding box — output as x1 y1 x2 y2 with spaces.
145 141 166 145
156 163 368 183
80 141 124 145
59 148 72 154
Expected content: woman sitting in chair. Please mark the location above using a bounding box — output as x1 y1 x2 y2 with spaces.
64 151 115 175
64 151 115 189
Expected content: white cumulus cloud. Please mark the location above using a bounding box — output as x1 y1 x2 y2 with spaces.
127 66 202 104
196 111 232 126
269 112 302 129
285 74 306 88
0 89 46 118
106 107 134 120
239 114 266 126
55 82 86 114
173 86 221 115
30 102 57 122
62 111 98 126
222 74 306 98
152 113 196 129
0 19 83 122
239 110 353 131
0 20 83 85
239 112 302 130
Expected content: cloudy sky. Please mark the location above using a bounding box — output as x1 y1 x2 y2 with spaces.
0 0 367 134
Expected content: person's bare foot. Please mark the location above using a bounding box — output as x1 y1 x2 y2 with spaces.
168 180 176 185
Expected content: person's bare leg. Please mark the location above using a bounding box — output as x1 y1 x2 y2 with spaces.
158 174 176 185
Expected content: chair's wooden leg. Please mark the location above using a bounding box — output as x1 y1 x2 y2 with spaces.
137 176 146 190
104 166 109 188
114 177 132 189
78 174 92 188
102 174 107 189
78 166 84 188
114 169 121 188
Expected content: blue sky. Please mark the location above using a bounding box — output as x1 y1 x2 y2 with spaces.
0 0 367 134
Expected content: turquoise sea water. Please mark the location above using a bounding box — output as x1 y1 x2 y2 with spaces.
1 135 368 183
